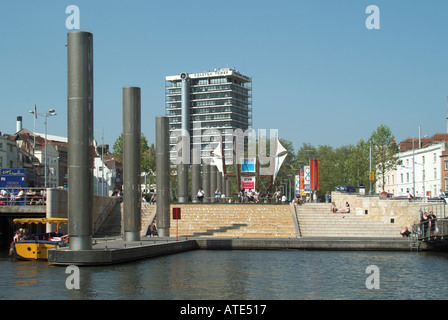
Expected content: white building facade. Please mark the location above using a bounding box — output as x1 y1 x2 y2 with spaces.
395 142 446 198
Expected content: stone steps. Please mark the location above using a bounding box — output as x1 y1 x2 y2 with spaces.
295 203 401 238
168 204 297 238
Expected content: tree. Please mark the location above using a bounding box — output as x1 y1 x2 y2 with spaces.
112 133 155 174
346 139 371 191
369 124 400 192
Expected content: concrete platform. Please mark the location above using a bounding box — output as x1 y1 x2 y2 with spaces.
48 236 415 266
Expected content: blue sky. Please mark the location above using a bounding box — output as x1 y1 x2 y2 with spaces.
1 0 448 151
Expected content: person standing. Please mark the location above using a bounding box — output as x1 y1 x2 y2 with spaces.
419 212 430 238
325 191 331 203
438 189 446 203
429 211 438 236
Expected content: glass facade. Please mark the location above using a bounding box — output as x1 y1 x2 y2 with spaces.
165 68 252 161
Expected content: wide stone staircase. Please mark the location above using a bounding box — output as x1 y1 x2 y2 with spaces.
168 204 297 238
294 203 401 238
95 202 402 239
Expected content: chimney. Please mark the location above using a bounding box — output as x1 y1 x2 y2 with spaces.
16 116 22 133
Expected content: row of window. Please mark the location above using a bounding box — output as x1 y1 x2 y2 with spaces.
387 168 439 185
169 113 250 125
167 84 251 97
192 106 249 117
169 120 248 131
191 92 250 103
192 99 250 110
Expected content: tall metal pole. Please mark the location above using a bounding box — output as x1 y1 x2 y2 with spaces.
177 135 189 203
44 116 48 188
202 163 210 203
67 31 94 251
191 146 201 203
177 73 191 203
369 142 372 195
210 165 217 202
156 116 170 236
123 86 141 241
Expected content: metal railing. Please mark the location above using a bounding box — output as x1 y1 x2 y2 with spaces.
0 187 47 206
411 217 448 241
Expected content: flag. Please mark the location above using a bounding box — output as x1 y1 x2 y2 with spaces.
310 160 319 191
34 103 37 118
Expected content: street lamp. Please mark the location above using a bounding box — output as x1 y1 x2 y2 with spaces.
29 108 57 188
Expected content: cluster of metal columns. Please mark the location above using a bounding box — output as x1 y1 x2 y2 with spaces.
67 31 232 243
175 137 230 204
67 31 142 249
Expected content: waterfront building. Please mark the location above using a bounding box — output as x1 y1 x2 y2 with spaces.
396 142 445 197
165 67 252 162
379 134 448 197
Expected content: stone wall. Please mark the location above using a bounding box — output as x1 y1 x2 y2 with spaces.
332 192 446 229
46 188 117 233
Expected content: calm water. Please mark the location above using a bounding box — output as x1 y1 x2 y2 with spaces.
1 249 448 300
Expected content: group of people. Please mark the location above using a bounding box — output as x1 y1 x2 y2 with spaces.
0 187 45 205
330 201 350 213
239 188 261 203
400 210 438 238
418 211 438 237
196 188 228 203
12 228 27 242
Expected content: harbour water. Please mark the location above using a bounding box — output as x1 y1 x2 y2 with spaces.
1 249 448 300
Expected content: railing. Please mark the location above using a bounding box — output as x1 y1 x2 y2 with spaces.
417 202 446 219
0 187 47 206
411 217 448 241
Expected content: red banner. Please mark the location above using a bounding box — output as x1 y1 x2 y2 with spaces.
310 160 319 191
299 171 304 190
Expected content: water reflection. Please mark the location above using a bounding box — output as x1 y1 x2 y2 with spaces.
1 250 448 300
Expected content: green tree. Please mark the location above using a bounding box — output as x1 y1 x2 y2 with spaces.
369 124 400 192
346 139 371 191
112 133 154 174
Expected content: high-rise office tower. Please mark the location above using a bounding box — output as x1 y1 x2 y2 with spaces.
165 67 252 162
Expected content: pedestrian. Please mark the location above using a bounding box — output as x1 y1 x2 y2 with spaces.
419 212 430 238
429 211 438 235
438 189 446 203
325 191 331 203
197 188 205 202
215 189 221 203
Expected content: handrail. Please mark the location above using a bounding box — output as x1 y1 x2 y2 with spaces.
0 187 47 206
411 217 448 241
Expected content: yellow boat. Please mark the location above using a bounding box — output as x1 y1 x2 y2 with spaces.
10 218 68 261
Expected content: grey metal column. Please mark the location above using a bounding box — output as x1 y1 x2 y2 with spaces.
202 163 210 203
221 175 227 200
177 135 188 203
191 146 201 203
217 171 222 203
226 178 231 202
156 116 170 236
123 86 141 241
178 73 190 203
67 31 93 251
210 165 217 202
180 73 190 136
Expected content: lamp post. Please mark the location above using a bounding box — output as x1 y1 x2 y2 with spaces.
29 108 57 189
